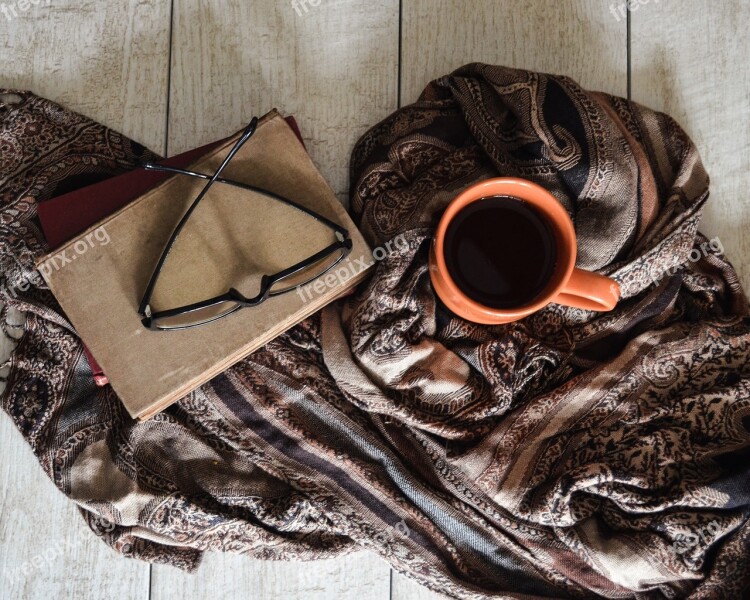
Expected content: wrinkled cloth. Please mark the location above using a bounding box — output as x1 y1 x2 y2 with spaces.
1 64 750 599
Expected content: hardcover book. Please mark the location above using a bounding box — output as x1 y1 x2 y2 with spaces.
37 111 373 419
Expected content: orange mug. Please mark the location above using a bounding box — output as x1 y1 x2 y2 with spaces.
429 177 620 325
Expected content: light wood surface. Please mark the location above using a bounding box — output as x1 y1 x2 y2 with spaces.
1 1 747 599
151 552 391 600
400 0 628 105
168 0 400 204
631 0 750 291
0 0 171 153
0 415 149 600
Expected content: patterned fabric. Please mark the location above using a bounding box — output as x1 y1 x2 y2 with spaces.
1 64 750 599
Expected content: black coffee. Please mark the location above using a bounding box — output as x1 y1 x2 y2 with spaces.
443 196 557 308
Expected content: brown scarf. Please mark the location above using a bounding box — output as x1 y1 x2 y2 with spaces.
2 64 749 599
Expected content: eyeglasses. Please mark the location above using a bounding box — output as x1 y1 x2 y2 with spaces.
138 118 352 330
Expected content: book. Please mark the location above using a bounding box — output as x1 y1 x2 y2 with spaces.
37 116 306 387
37 110 373 420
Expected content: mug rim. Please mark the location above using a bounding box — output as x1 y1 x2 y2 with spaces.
431 177 577 321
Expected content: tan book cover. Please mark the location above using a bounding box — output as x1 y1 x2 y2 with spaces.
37 111 373 420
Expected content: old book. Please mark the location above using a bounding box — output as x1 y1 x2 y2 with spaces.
37 111 373 420
36 116 305 386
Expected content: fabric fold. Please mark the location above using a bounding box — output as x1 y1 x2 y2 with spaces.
2 64 750 599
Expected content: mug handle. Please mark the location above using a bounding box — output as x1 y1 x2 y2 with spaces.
552 268 620 312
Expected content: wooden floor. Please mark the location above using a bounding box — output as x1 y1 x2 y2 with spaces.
1 1 748 599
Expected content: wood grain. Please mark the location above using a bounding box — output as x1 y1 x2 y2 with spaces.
401 0 628 105
391 573 451 600
631 0 750 291
151 552 391 600
168 0 400 204
0 0 171 153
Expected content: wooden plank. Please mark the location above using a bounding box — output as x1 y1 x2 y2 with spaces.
167 0 400 204
0 1 169 599
631 0 750 291
151 552 391 600
391 573 451 600
396 1 627 598
401 0 628 106
158 1 398 597
0 0 171 153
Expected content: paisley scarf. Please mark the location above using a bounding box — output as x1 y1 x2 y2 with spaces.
1 64 749 599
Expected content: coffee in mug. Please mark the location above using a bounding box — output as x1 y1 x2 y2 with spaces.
443 195 557 309
429 178 620 325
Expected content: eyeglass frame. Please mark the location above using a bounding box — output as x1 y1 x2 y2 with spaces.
137 117 353 330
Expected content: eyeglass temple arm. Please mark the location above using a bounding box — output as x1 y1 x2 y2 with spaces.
266 237 352 296
142 163 349 238
138 118 259 317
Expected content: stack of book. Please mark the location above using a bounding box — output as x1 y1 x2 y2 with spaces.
37 111 372 420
